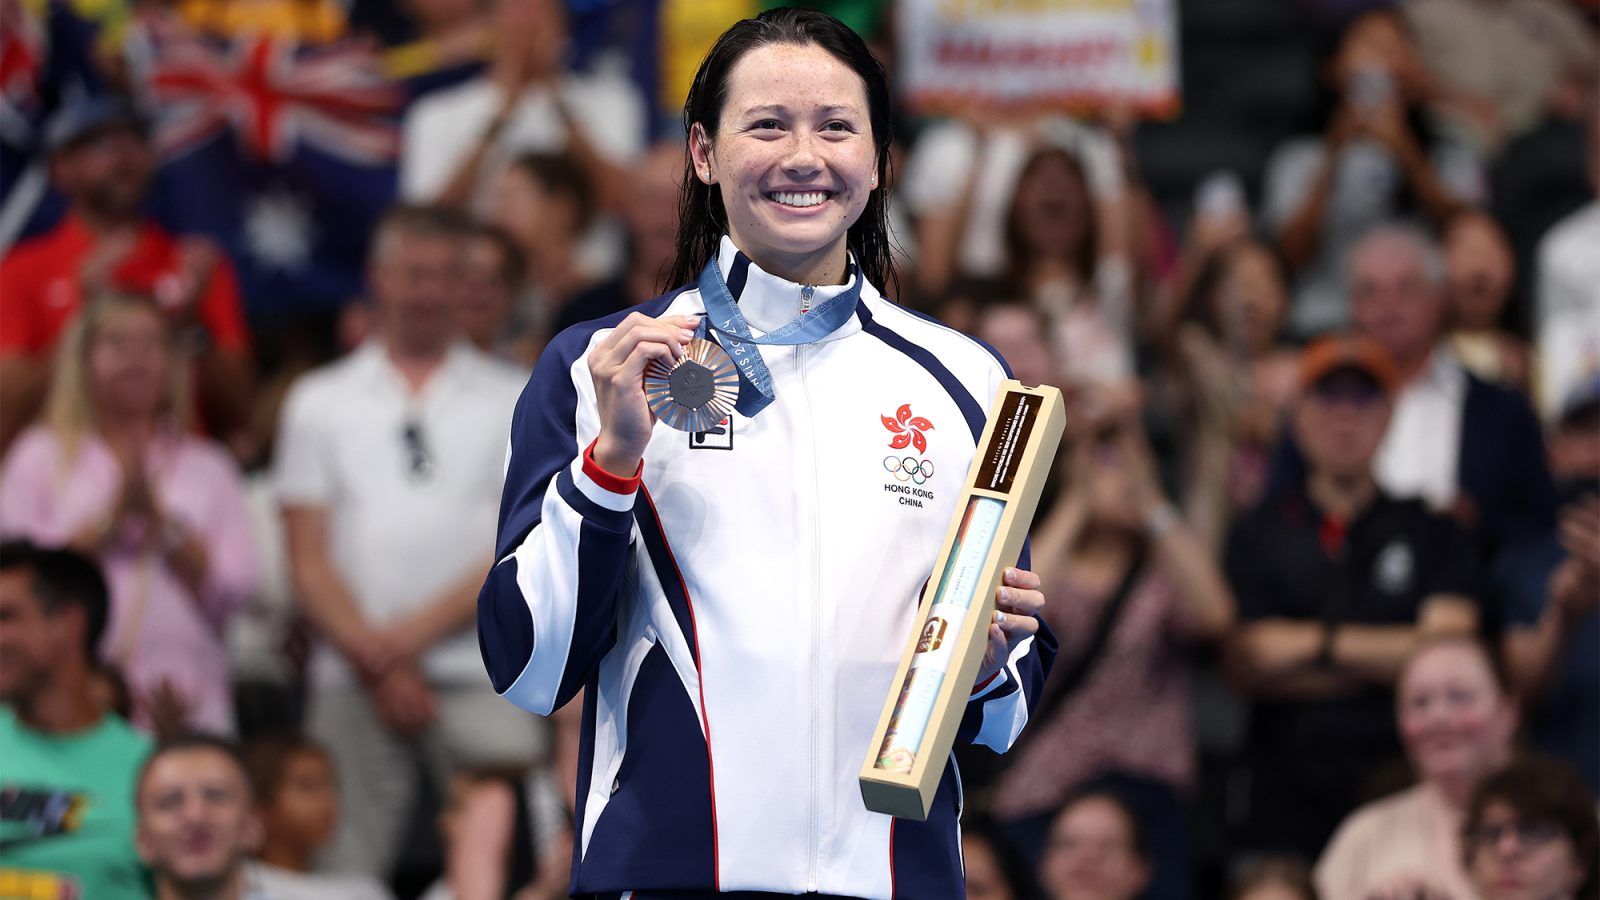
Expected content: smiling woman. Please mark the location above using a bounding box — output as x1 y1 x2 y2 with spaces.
477 9 1058 899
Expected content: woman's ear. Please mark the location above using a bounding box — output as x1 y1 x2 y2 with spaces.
689 123 715 185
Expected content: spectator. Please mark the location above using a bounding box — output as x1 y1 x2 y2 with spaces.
1038 790 1153 900
1444 209 1528 390
400 0 643 216
1226 335 1480 862
1501 378 1600 791
964 822 1028 900
1263 10 1474 337
551 140 686 336
1174 237 1302 552
137 733 346 900
458 221 530 363
1532 113 1599 425
0 291 259 734
1462 755 1599 900
992 397 1235 900
487 152 597 359
1402 0 1597 154
1002 145 1138 387
240 735 394 899
1347 222 1557 547
0 98 254 454
275 204 542 878
1315 636 1518 899
1227 858 1319 900
901 109 1136 302
0 541 150 899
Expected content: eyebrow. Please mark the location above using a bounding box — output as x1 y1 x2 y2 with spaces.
739 104 861 116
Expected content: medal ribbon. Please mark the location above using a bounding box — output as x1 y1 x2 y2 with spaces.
695 255 861 417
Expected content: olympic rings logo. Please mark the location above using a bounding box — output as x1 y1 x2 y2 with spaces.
884 456 935 484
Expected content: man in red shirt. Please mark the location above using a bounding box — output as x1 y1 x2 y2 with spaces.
0 100 254 453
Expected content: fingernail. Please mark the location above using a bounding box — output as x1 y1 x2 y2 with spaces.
680 329 696 341
999 586 1013 603
994 611 1008 626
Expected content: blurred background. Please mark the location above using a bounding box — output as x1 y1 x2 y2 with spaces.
0 1 1596 899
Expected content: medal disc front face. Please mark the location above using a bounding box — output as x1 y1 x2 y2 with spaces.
644 337 739 432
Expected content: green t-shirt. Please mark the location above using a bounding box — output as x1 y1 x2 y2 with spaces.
0 706 152 900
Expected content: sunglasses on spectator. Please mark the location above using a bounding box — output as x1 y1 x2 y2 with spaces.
401 421 436 482
1310 374 1385 406
1464 819 1563 851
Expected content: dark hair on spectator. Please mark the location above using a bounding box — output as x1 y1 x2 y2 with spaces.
465 221 529 288
666 7 895 294
508 152 597 232
1226 856 1319 900
240 734 330 809
369 203 468 265
136 733 254 807
1463 754 1599 900
0 540 109 659
1055 787 1148 860
1003 146 1098 291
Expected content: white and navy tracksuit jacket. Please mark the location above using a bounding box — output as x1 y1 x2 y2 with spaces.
477 239 1056 898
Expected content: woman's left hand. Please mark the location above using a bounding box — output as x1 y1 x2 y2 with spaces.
975 567 1045 688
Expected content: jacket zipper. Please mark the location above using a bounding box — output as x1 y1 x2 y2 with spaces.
797 341 824 891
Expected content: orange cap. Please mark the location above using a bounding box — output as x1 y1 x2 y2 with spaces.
1298 335 1400 393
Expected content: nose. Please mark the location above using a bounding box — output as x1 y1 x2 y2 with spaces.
781 131 823 179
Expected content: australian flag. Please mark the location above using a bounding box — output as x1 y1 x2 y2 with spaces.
130 14 401 318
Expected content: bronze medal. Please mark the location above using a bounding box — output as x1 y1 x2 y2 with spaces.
644 337 739 432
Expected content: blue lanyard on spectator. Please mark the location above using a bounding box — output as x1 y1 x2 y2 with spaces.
695 254 861 418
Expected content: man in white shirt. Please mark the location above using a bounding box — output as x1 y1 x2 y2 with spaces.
1349 222 1556 546
275 205 540 878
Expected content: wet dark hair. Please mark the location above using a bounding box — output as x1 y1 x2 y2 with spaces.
0 540 109 659
665 7 895 294
1003 146 1097 291
1463 754 1598 900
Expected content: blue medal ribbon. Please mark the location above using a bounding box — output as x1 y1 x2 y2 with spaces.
695 254 861 418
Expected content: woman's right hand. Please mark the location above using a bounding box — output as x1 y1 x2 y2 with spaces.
588 313 699 476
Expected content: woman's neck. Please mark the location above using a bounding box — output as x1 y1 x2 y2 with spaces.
738 236 849 287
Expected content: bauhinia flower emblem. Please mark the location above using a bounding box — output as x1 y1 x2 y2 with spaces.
882 403 934 454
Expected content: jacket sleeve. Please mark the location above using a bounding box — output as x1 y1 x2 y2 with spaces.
956 539 1059 752
477 332 636 717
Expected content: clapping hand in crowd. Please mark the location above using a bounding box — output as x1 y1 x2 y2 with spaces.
141 676 196 742
1550 496 1600 622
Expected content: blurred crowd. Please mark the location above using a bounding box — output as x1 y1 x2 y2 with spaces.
0 0 1597 899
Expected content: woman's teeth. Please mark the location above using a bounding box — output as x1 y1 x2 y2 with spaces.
769 191 829 208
